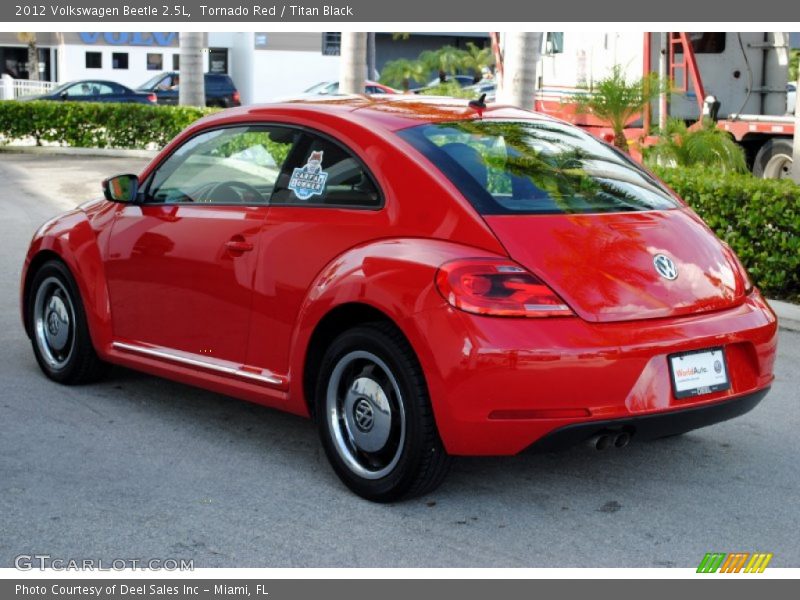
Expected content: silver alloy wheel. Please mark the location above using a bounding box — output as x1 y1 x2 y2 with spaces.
33 276 76 370
326 350 406 480
763 152 793 179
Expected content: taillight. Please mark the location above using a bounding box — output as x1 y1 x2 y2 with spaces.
232 90 241 104
435 259 574 317
147 93 157 103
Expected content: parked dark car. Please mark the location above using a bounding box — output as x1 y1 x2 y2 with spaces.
138 72 241 107
24 80 157 104
412 74 478 94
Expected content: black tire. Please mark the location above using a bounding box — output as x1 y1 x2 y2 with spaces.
27 260 109 384
315 323 450 502
752 138 793 179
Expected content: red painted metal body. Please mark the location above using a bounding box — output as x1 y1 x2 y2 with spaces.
21 97 778 456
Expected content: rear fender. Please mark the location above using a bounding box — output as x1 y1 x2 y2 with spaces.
285 238 508 417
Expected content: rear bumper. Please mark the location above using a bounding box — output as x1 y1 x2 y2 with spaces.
404 290 778 456
527 386 769 453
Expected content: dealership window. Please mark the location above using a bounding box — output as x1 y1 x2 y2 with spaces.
271 133 381 209
172 54 180 70
322 32 341 56
208 48 228 74
147 53 163 71
112 52 128 69
85 51 102 69
545 32 564 54
147 126 299 205
675 33 726 54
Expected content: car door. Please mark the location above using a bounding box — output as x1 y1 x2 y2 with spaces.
90 82 121 103
59 82 94 101
105 125 299 365
157 74 180 105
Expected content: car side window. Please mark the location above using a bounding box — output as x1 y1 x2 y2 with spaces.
66 83 96 97
270 133 381 208
145 126 299 205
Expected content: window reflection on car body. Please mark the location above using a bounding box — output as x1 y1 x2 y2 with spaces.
398 120 679 215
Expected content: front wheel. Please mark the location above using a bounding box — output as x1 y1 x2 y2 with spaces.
28 260 109 384
315 323 450 502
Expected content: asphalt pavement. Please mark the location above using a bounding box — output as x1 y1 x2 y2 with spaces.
0 153 798 568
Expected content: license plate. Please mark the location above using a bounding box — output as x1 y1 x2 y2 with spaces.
668 347 730 399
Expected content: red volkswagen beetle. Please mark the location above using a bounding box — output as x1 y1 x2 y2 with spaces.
21 97 778 501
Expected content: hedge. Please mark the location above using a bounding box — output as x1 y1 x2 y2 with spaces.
0 100 215 149
654 166 800 301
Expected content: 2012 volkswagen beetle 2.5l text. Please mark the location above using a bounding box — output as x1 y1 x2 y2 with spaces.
21 96 778 501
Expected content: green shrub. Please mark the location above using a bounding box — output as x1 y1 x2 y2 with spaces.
645 117 747 173
0 100 215 149
654 166 800 300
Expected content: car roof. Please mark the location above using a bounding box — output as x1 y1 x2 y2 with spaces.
68 79 124 86
204 95 558 132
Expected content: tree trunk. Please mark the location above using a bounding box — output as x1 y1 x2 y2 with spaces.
613 129 629 153
366 32 377 81
179 32 205 107
27 41 39 81
339 33 367 95
793 68 800 183
496 32 542 109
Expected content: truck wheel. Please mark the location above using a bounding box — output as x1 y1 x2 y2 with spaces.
753 138 793 179
315 323 450 502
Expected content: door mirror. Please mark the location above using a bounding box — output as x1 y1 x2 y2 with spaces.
103 174 139 203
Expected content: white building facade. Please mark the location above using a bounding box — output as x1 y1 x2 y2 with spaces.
0 32 344 103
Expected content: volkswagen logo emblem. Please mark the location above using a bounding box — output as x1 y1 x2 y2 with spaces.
47 311 61 335
653 254 678 280
353 398 375 432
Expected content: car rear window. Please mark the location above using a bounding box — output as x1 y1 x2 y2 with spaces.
397 119 679 215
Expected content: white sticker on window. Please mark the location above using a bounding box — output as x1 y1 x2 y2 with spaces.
287 151 328 200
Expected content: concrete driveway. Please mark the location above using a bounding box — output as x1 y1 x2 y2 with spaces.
1 153 798 568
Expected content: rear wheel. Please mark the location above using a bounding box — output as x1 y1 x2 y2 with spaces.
753 138 793 179
28 260 109 384
315 323 450 502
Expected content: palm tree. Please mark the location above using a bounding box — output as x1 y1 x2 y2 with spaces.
178 32 205 107
420 46 467 84
570 65 663 152
461 42 494 83
380 58 427 92
645 117 747 172
339 32 366 94
497 32 542 109
16 33 38 81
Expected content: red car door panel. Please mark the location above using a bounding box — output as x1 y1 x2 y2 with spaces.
105 204 267 364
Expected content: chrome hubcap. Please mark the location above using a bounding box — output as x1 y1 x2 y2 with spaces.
764 153 792 179
33 277 75 369
327 351 405 479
